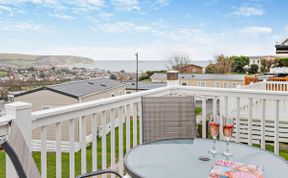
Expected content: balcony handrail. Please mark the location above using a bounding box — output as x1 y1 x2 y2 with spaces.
265 81 288 84
176 85 288 99
31 85 174 129
31 85 288 128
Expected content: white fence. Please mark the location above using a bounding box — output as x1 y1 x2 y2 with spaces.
243 81 288 91
1 85 288 178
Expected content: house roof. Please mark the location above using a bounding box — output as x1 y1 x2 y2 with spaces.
248 55 288 60
150 73 245 81
173 64 203 69
15 78 124 99
279 37 288 45
125 81 166 90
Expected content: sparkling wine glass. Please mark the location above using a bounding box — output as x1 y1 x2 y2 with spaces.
208 114 220 155
221 116 234 158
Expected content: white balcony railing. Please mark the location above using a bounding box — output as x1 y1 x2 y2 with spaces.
1 85 288 178
242 81 288 91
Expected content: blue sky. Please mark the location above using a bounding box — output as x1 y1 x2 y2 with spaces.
0 0 287 60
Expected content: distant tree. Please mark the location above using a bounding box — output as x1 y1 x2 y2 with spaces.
120 70 125 73
261 58 278 72
205 64 217 74
139 75 150 81
167 55 191 69
205 55 232 74
276 58 288 67
110 74 117 80
215 54 233 74
39 71 46 78
27 67 35 71
139 70 166 81
146 70 166 78
249 64 258 74
230 56 249 73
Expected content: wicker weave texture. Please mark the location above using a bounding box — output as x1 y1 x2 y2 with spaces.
142 96 197 143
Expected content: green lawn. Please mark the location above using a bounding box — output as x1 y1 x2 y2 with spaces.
0 71 8 77
253 144 288 160
0 120 139 178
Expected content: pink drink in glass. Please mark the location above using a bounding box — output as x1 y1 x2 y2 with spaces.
222 118 234 158
209 122 219 138
209 119 220 155
223 124 234 139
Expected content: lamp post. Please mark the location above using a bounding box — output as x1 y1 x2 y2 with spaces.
135 52 139 92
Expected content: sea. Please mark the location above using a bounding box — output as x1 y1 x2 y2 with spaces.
71 60 210 73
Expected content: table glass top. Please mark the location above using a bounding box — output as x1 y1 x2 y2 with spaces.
124 139 288 178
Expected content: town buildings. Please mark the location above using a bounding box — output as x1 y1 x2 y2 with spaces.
151 73 244 88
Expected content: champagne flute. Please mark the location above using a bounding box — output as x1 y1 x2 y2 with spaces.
221 116 234 158
208 114 220 155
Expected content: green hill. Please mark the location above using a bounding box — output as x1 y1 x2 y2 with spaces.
0 53 95 66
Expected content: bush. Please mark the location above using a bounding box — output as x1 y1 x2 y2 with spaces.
249 64 258 74
277 58 288 67
146 70 166 78
139 75 150 81
230 56 249 73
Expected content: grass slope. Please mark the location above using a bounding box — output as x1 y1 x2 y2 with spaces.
0 53 37 66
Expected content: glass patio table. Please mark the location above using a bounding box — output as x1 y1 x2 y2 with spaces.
124 138 288 178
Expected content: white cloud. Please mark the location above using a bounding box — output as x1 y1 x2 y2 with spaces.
155 0 169 7
95 22 152 33
0 5 13 15
239 26 273 35
50 13 76 20
231 7 264 17
94 21 214 45
111 0 140 11
98 12 113 20
0 0 105 14
77 0 104 7
0 21 48 32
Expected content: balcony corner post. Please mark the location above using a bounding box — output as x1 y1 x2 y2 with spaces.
4 101 32 178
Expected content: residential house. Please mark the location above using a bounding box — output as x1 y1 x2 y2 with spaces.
249 54 288 72
13 78 125 151
249 56 276 72
276 37 288 54
151 73 244 88
172 64 203 74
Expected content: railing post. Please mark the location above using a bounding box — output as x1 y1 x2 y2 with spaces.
4 102 32 178
201 96 207 138
235 97 240 143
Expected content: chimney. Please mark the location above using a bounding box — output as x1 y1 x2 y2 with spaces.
166 70 179 86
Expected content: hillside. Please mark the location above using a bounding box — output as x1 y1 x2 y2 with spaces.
0 53 95 66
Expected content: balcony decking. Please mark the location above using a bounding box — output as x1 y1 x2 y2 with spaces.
1 84 288 178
